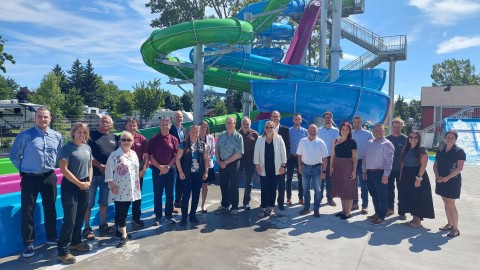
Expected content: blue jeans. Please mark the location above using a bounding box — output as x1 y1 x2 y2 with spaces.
239 159 256 206
302 164 322 211
367 170 388 220
151 166 174 219
319 156 332 202
181 172 203 220
353 159 369 208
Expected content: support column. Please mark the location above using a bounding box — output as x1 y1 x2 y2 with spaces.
319 0 328 68
329 0 342 81
193 44 204 124
388 59 396 135
242 12 253 118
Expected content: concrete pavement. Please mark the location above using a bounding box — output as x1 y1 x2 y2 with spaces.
0 164 478 270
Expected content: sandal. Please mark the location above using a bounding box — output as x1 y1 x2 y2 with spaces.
447 229 460 237
439 224 453 231
82 227 95 240
201 209 207 213
407 222 423 228
258 210 269 218
99 223 115 234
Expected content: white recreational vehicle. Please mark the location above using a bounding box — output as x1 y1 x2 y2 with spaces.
0 100 43 132
134 109 194 127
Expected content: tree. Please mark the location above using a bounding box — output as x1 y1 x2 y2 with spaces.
393 95 409 121
96 79 120 112
0 36 15 73
213 99 228 116
408 99 421 123
16 87 31 103
62 88 85 120
164 92 183 111
52 64 70 94
30 72 65 120
180 91 193 112
82 60 99 106
147 0 205 28
133 79 164 124
431 58 480 86
115 91 135 116
0 75 19 100
67 59 84 93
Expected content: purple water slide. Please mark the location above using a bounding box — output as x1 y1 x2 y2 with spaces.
283 0 321 64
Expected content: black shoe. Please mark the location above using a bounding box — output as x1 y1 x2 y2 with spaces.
341 214 352 220
278 205 285 210
179 219 187 226
189 217 200 224
23 246 34 258
244 204 251 210
131 219 145 228
327 200 337 207
335 212 344 217
116 237 127 248
314 210 320 218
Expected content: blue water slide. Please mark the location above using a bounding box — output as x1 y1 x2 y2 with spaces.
236 0 306 20
250 80 391 123
258 23 295 40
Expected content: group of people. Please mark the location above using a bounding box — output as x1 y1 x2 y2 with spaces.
9 108 466 264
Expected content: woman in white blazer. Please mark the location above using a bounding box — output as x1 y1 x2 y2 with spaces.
254 121 287 218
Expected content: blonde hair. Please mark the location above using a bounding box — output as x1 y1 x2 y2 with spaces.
119 131 133 140
261 120 277 137
71 122 90 143
392 117 404 126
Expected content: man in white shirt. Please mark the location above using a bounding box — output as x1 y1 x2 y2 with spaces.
297 124 328 217
317 111 339 207
351 116 373 214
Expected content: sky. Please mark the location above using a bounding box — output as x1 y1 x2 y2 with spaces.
1 0 479 102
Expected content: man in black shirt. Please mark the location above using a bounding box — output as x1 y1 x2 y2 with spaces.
386 118 407 220
84 115 118 238
271 110 291 210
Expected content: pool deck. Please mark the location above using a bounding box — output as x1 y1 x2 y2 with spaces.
0 164 479 270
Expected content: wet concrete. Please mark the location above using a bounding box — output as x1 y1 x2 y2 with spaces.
1 165 479 270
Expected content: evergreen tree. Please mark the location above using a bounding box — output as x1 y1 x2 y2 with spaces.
180 91 193 112
67 59 84 93
52 64 70 94
82 59 98 106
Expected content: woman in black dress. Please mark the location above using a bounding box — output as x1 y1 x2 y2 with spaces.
399 130 434 228
434 130 466 237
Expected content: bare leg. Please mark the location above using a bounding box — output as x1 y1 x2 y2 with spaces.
118 226 127 238
100 205 107 225
345 200 353 216
84 207 92 228
442 197 454 227
445 198 459 230
201 183 208 211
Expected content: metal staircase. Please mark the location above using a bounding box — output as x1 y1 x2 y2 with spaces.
328 18 407 70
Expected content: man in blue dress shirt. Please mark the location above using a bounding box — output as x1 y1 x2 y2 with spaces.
10 107 63 258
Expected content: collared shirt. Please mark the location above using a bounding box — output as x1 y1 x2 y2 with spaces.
317 125 339 156
352 128 373 159
238 128 259 161
289 126 308 155
200 134 215 168
9 126 63 174
148 132 178 165
297 136 328 165
362 137 395 177
131 132 148 162
215 130 244 161
105 147 141 202
176 125 185 143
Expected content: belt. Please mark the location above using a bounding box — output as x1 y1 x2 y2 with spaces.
302 163 321 167
367 169 384 172
22 170 54 177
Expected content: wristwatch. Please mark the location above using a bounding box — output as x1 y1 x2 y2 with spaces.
166 165 171 169
281 165 286 168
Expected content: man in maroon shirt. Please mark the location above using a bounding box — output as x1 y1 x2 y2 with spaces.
148 117 179 225
125 118 149 228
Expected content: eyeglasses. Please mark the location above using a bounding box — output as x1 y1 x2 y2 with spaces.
120 138 133 142
408 136 418 139
226 122 235 125
265 126 274 129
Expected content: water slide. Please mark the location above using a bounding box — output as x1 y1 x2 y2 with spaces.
283 0 321 64
443 118 480 164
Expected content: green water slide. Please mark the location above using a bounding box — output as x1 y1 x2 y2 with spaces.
140 0 290 93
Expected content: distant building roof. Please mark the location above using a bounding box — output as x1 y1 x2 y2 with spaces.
421 85 480 107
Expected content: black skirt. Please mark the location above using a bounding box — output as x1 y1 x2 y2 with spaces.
435 175 461 199
401 166 435 219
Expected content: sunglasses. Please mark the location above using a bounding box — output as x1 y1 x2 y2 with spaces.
265 126 274 129
120 138 133 142
408 136 418 139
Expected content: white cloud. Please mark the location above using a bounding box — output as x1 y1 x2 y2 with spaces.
436 36 480 54
408 0 480 25
341 53 358 61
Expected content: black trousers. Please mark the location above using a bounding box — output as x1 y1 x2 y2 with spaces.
286 154 303 200
388 170 404 214
114 201 132 228
57 186 89 256
132 176 144 221
21 172 58 247
219 159 240 210
260 172 279 208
